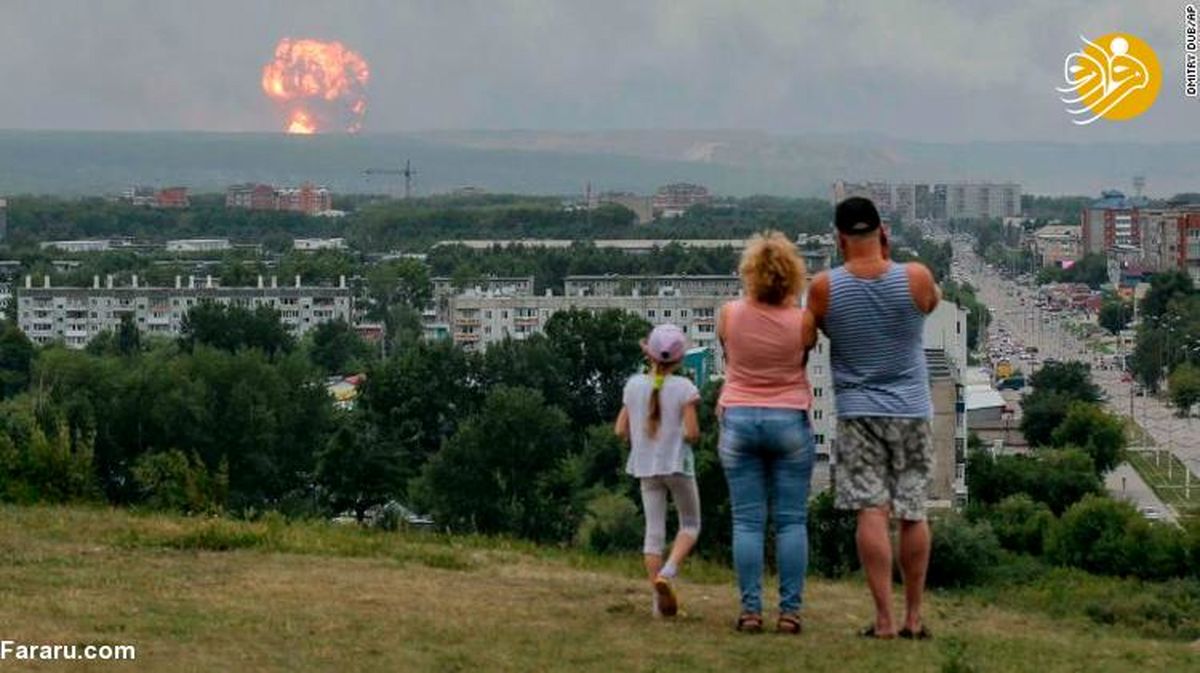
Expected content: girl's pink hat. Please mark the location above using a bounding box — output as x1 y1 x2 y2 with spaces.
641 324 687 364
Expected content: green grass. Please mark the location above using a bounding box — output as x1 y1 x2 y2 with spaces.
0 505 1197 672
1127 450 1200 514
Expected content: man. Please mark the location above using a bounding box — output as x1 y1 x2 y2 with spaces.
806 196 940 640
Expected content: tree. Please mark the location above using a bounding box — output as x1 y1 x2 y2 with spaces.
358 340 480 486
1020 390 1075 448
1168 362 1200 416
1098 299 1131 335
477 334 571 407
414 386 574 541
0 321 34 398
966 448 1102 515
308 320 373 375
1050 402 1125 474
1141 270 1193 322
316 412 404 522
983 494 1055 555
366 259 432 320
117 313 141 356
1028 361 1101 403
1048 495 1189 580
180 303 295 358
544 308 650 428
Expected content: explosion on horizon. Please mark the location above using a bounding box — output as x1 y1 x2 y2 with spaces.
261 38 370 135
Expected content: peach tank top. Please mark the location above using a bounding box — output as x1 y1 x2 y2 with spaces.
718 298 812 410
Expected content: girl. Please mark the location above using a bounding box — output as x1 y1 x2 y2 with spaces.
614 323 702 618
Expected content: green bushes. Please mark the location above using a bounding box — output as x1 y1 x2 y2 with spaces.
808 490 859 578
927 515 1001 588
1047 496 1191 580
131 449 228 514
0 407 97 504
574 491 642 554
981 494 1055 555
966 449 1102 515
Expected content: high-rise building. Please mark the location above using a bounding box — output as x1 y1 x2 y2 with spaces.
832 181 1020 222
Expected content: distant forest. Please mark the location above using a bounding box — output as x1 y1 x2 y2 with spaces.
2 193 835 253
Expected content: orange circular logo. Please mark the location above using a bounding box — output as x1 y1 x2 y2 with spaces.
1058 33 1161 124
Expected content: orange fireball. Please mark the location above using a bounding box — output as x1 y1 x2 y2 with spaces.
262 38 370 134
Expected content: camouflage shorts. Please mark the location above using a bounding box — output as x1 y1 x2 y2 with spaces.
833 417 933 521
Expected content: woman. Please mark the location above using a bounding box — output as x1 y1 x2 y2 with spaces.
717 230 818 634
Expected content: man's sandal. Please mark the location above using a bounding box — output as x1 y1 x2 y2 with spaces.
776 613 803 634
736 613 764 633
858 624 897 640
898 626 932 640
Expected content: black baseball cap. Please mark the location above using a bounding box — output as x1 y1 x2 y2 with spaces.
835 197 881 235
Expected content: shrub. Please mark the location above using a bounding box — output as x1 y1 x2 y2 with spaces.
808 490 859 578
927 515 1001 588
984 494 1055 555
966 448 1101 515
1048 495 1190 580
132 449 228 514
575 491 642 554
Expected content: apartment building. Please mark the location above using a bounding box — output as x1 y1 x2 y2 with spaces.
563 274 741 298
449 293 721 358
1031 225 1082 267
18 274 352 348
225 183 332 215
293 237 347 251
1082 190 1145 255
832 181 1020 222
166 238 231 253
652 183 712 218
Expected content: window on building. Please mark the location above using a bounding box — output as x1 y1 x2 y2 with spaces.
647 310 656 318
813 387 823 398
663 309 672 318
814 434 825 445
813 409 823 420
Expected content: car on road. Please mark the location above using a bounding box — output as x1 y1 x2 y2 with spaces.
1138 505 1167 522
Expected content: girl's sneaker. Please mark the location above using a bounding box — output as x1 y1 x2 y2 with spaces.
653 576 678 617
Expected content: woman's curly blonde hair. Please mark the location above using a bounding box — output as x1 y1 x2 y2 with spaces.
738 231 806 305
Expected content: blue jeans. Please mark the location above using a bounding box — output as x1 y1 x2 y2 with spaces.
718 407 815 615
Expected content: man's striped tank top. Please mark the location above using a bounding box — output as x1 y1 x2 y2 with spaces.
824 262 931 418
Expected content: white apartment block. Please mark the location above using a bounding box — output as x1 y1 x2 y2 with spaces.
563 274 742 298
293 237 347 251
166 238 231 253
450 293 721 359
18 274 352 348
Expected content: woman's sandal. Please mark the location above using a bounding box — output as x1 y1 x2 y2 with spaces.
736 613 764 633
776 613 803 634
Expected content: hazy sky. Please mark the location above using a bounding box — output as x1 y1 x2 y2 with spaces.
1 0 1196 141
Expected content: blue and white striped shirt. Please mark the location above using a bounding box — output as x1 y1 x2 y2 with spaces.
824 263 932 419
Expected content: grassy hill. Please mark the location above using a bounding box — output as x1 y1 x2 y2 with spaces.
0 506 1195 672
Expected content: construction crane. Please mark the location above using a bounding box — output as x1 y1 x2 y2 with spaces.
363 160 416 199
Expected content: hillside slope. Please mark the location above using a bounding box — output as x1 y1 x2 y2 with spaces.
0 506 1194 672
